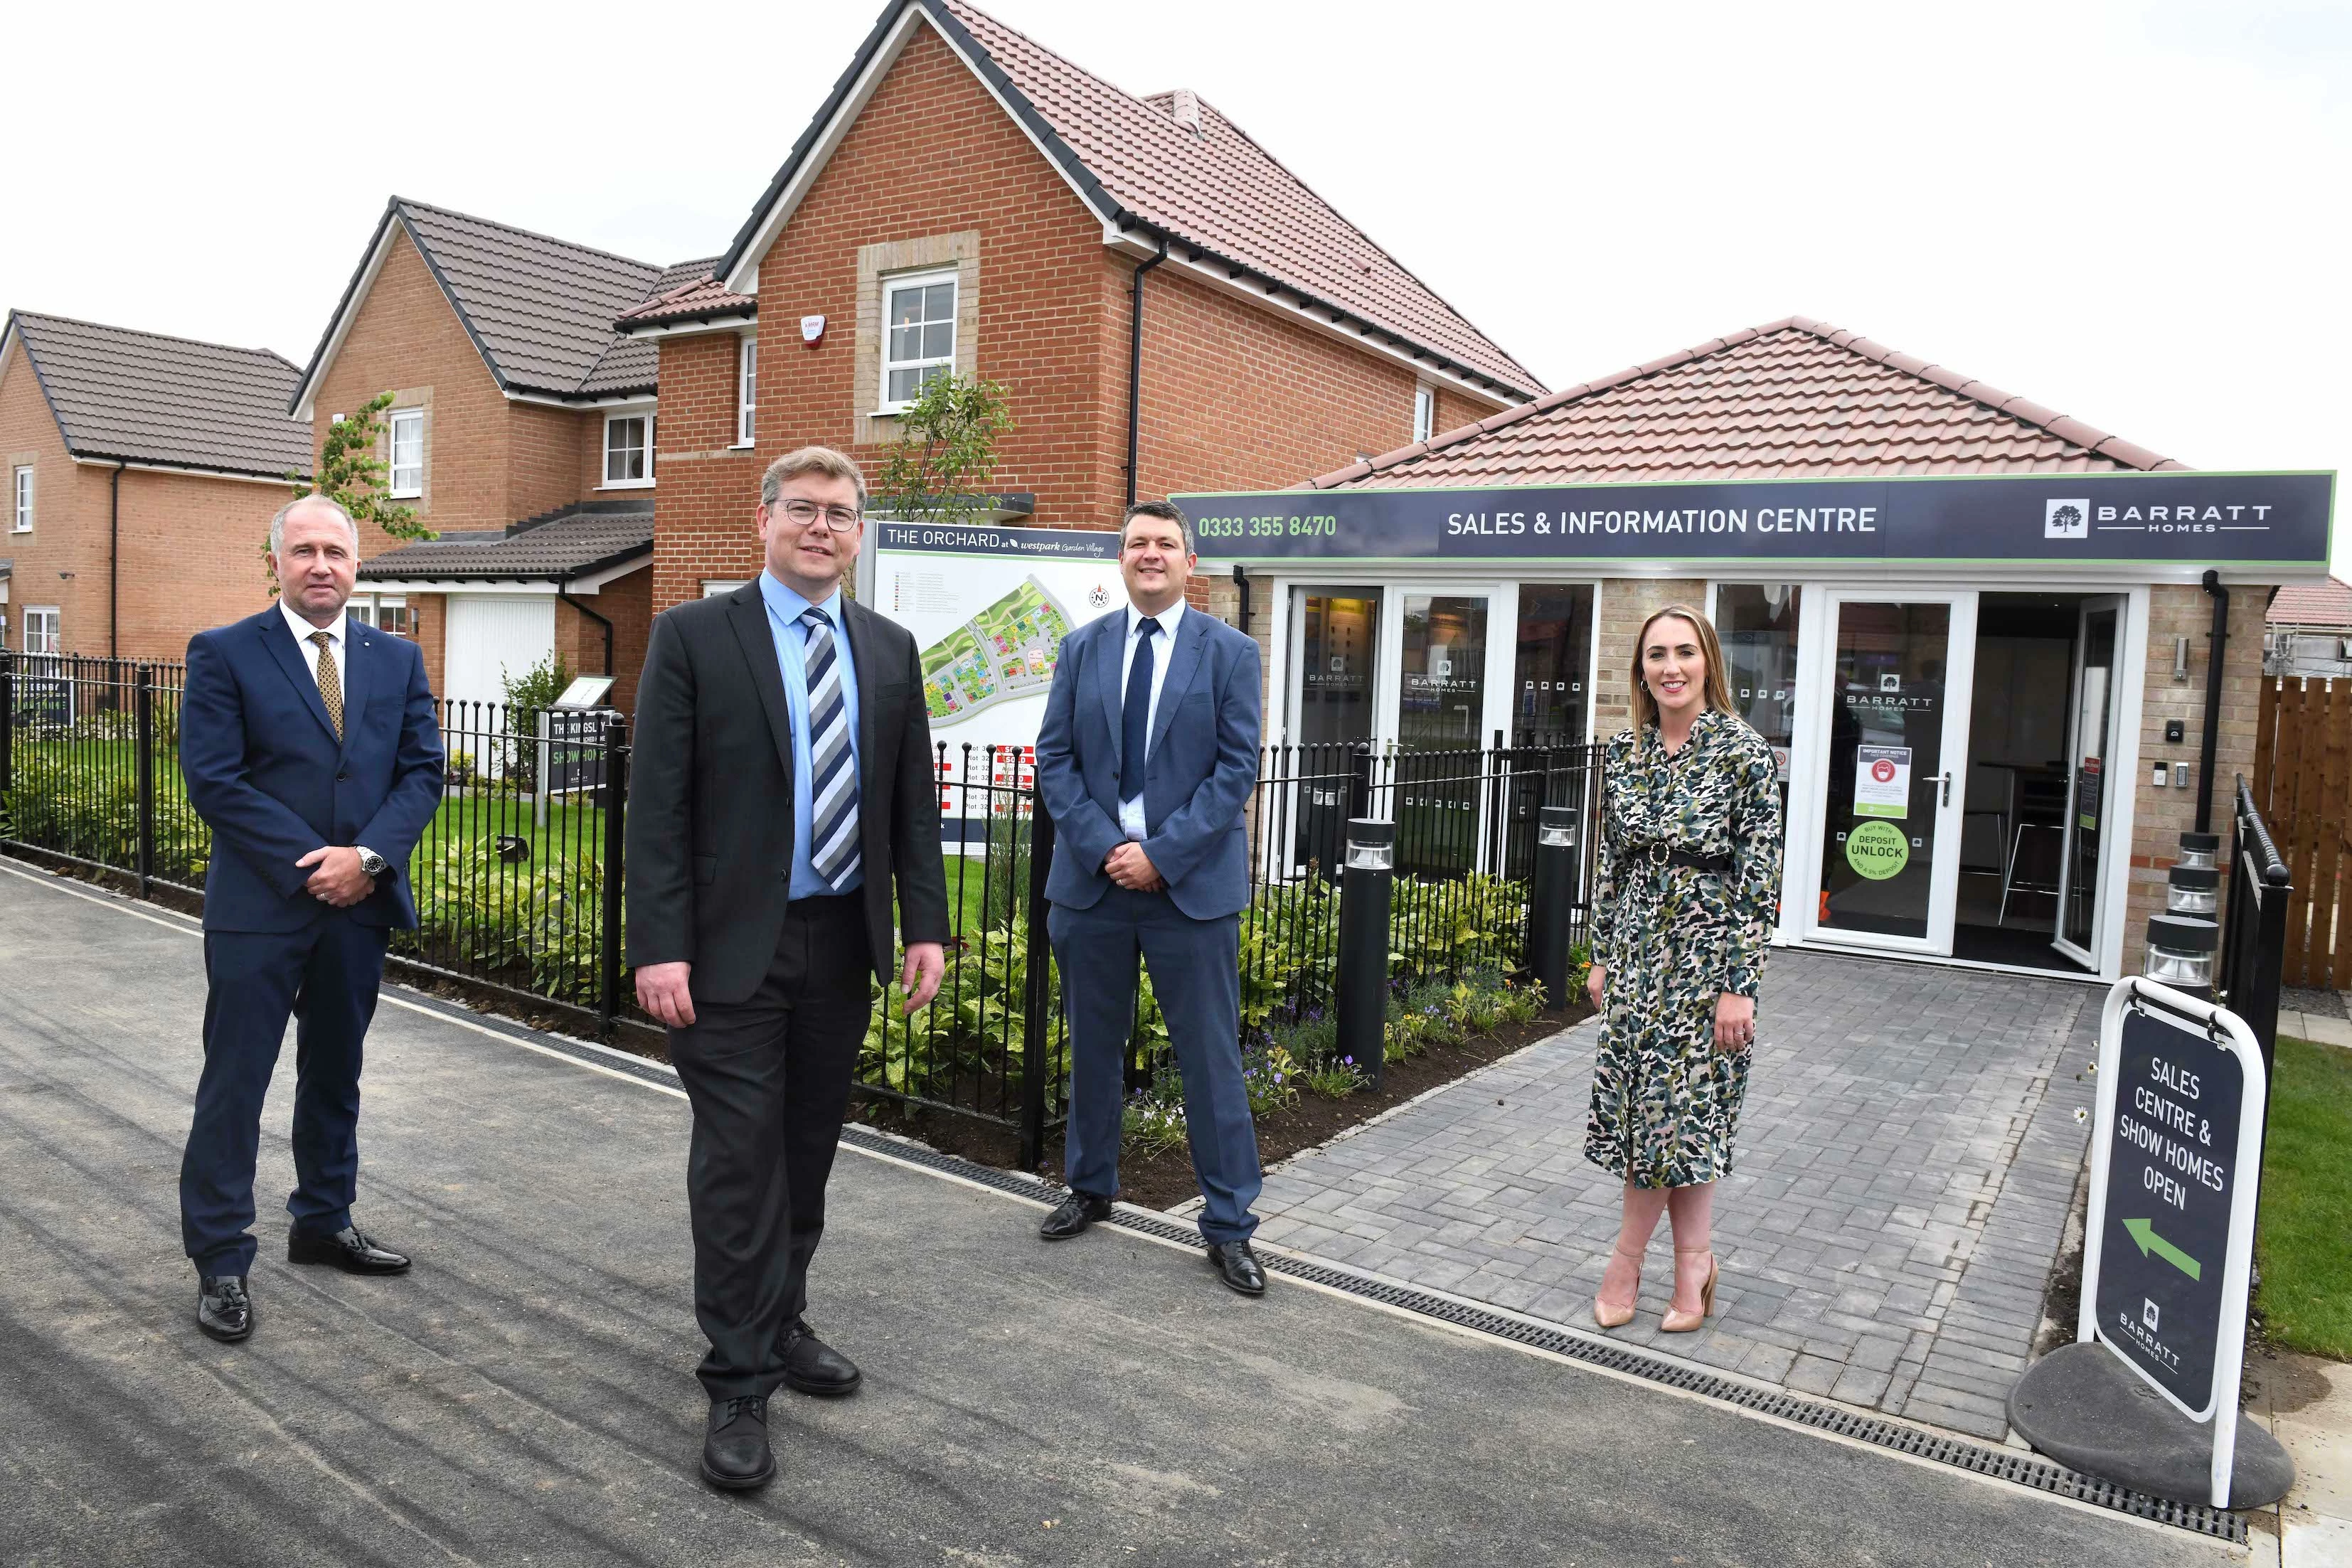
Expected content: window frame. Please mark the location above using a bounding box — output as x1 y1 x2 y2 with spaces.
878 267 959 413
602 410 654 488
348 593 413 638
1412 386 1435 444
11 464 31 532
23 606 60 655
735 334 758 448
386 408 424 498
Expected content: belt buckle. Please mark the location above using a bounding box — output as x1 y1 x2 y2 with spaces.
1645 841 1671 871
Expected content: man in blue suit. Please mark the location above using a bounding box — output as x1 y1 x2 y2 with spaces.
1033 499 1268 1294
176 495 445 1343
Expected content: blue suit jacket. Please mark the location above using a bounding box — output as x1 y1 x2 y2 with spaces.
1034 605 1262 920
180 606 445 934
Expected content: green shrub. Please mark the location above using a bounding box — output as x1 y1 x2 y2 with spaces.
405 837 604 1001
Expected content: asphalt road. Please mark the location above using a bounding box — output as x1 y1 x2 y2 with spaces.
0 860 2228 1567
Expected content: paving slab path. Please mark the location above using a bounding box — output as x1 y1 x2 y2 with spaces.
1246 948 2102 1441
0 863 2215 1567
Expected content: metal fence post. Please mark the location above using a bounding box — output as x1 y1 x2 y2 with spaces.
134 665 155 897
1018 805 1057 1172
0 651 14 830
597 715 628 1035
1337 818 1395 1089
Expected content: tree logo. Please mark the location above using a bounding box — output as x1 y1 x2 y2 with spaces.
2045 498 2090 540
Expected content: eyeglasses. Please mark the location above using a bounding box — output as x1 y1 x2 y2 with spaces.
775 498 862 532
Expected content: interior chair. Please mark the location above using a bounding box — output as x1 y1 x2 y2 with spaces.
1998 769 2070 925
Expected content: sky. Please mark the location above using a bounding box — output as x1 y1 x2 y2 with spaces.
2 0 2345 576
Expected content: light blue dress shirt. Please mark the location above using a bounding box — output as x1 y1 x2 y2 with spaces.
759 570 863 899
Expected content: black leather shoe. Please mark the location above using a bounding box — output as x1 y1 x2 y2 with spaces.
701 1395 775 1491
781 1319 861 1397
1038 1191 1113 1240
196 1274 253 1343
1206 1240 1267 1296
288 1226 410 1275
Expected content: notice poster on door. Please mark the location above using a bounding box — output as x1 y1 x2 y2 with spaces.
1854 745 1911 818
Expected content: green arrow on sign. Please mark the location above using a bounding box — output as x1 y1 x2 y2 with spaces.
2124 1217 2203 1281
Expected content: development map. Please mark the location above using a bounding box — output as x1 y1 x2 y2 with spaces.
919 575 1075 728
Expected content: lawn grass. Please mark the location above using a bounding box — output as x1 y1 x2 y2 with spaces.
2255 1034 2352 1361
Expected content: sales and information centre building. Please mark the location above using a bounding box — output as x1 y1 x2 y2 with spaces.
1182 317 2336 982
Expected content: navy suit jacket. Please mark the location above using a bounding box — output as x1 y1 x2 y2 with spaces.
180 606 445 934
1034 604 1262 921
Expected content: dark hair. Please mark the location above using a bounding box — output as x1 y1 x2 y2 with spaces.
1122 499 1191 555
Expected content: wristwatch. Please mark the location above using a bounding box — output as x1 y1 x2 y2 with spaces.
356 847 389 880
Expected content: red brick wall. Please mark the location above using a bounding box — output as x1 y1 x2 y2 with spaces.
509 400 595 526
2 348 104 654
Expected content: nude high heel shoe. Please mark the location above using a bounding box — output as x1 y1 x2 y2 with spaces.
1660 1249 1716 1333
1592 1246 1644 1329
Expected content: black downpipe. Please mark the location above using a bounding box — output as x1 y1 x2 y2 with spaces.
1125 243 1169 509
2198 570 2228 835
1232 562 1250 637
109 464 123 660
558 571 614 676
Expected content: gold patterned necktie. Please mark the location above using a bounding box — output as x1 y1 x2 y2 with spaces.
310 630 344 740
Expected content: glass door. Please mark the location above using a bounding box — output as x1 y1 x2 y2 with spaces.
1393 590 1492 875
1802 590 1979 956
1287 587 1380 875
2053 595 2125 969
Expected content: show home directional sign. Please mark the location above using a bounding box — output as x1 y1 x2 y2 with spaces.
2078 978 2267 1504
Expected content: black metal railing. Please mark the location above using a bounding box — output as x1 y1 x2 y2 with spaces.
2220 774 2292 1078
2 654 1604 1168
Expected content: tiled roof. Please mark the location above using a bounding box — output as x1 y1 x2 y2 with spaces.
2270 576 2352 626
6 311 312 479
715 0 1539 400
1311 316 2184 490
614 266 757 329
358 498 654 582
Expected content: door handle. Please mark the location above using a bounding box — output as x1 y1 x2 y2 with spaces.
1932 770 1953 807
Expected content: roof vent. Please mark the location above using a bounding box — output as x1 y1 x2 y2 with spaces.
1169 90 1204 136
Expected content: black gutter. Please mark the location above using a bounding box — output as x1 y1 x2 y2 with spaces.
108 464 122 658
1126 243 1169 510
2197 570 2228 835
558 570 614 678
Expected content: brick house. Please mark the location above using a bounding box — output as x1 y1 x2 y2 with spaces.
289 198 705 711
617 0 1543 614
1200 315 2316 982
0 311 310 663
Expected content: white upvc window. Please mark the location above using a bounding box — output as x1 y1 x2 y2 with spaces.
24 606 60 655
387 409 423 497
348 594 413 637
735 335 758 447
11 464 31 531
1412 385 1435 444
604 412 653 486
881 269 957 410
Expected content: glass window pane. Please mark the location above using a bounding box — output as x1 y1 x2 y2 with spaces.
890 324 919 362
1398 593 1491 876
1510 584 1593 745
922 321 953 359
1714 583 1801 814
888 367 917 403
924 282 955 321
889 286 922 326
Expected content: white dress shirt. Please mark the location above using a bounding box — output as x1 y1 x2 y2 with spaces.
280 598 349 683
1117 599 1186 841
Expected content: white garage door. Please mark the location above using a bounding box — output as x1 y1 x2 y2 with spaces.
442 595 556 714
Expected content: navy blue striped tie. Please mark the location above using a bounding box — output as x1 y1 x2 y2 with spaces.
801 607 861 892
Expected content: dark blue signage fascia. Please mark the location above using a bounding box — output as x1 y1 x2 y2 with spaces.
1176 471 2335 567
873 521 1119 560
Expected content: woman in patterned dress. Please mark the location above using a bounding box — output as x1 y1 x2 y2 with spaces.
1585 604 1782 1333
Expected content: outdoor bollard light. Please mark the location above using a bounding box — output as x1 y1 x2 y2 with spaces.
1337 818 1395 1091
1527 805 1577 1008
2145 913 2219 995
2173 831 2219 873
2166 864 2220 917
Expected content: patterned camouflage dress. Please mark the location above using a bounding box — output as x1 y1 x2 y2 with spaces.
1584 708 1784 1188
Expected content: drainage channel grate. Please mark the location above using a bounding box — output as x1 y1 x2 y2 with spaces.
425 1005 2244 1546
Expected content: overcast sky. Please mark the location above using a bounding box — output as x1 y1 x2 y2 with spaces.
3 0 2343 575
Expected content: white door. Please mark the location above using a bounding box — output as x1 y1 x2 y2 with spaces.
1795 588 1979 958
2053 594 2128 970
442 595 556 714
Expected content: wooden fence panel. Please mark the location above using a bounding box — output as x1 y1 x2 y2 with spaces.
2255 676 2352 989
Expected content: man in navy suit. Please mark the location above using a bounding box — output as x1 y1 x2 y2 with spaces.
1033 499 1268 1295
176 495 444 1343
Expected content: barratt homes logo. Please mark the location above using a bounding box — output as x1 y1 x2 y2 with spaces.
2045 498 2090 540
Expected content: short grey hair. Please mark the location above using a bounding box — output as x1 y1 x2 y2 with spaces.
760 446 867 508
270 494 361 556
1122 499 1191 555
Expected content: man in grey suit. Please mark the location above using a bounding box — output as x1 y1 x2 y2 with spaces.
1032 499 1267 1295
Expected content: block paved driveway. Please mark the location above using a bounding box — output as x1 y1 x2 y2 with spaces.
1245 947 2100 1441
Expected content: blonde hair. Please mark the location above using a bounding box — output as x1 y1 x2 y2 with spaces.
760 445 866 508
1629 603 1738 730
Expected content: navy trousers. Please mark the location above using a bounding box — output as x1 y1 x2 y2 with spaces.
179 914 389 1276
1050 885 1261 1243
